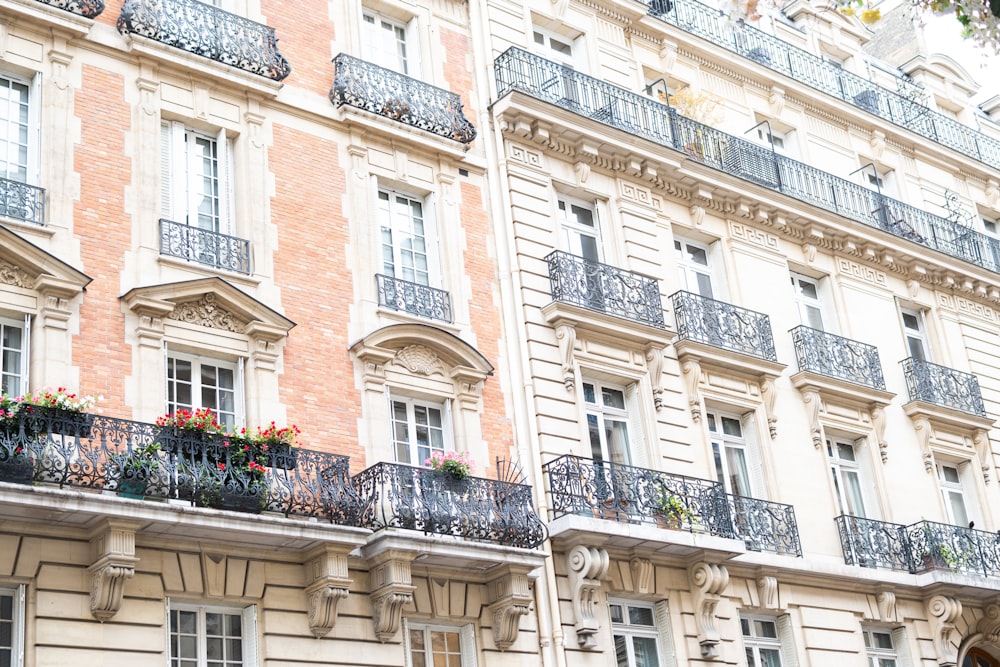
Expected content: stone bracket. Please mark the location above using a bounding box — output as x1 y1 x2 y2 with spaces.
303 545 353 638
89 521 140 622
369 552 416 643
927 594 962 667
690 562 729 660
487 566 534 651
567 545 609 649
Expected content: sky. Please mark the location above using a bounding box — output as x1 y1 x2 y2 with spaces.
921 13 997 101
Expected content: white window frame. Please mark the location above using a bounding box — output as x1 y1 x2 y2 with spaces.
362 9 416 76
827 437 877 519
707 409 760 498
862 627 899 667
165 349 243 431
378 186 439 288
0 585 24 667
161 121 234 234
531 26 577 67
403 621 477 667
789 273 826 332
899 308 930 362
937 461 975 527
390 394 452 466
557 195 601 263
741 614 797 667
168 601 257 667
0 72 38 187
674 237 715 299
608 598 666 667
0 314 29 397
584 380 634 466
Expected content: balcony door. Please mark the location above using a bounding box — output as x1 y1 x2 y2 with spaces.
827 439 875 519
790 273 826 331
708 410 757 498
674 238 714 299
532 27 579 104
363 11 414 76
900 309 930 362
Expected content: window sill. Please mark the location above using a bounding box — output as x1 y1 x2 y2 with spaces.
157 253 261 288
4 0 96 37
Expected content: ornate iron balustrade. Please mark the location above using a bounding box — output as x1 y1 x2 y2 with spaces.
160 218 251 275
900 357 986 416
330 53 476 144
352 461 547 549
727 493 801 556
837 515 1000 577
117 0 291 81
34 0 104 17
671 290 777 361
790 326 886 390
0 176 45 226
642 0 1000 170
0 412 359 523
494 48 1000 275
546 251 665 328
544 455 737 538
376 274 453 323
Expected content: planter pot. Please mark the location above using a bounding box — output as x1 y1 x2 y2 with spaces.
197 484 266 514
21 407 94 438
0 457 33 484
117 476 149 499
266 442 298 470
156 428 220 457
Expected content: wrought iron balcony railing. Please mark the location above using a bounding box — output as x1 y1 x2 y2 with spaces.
790 326 886 390
837 515 1000 577
376 274 453 323
0 411 358 523
642 0 1000 170
330 53 476 144
160 218 251 275
546 250 666 329
494 48 1000 275
117 0 291 81
900 357 986 416
671 290 777 361
352 462 546 549
0 176 45 226
545 455 800 555
34 0 104 18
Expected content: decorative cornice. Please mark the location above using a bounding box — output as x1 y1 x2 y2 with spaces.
0 259 31 288
567 545 609 649
169 293 247 332
690 562 729 660
303 545 353 638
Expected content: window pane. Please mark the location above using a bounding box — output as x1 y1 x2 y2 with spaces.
602 387 625 410
609 603 624 624
613 634 629 667
628 605 655 626
754 620 778 638
760 648 783 667
872 631 893 649
632 636 660 667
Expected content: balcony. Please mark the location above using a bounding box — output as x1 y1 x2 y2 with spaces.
117 0 291 81
671 290 776 362
546 250 665 329
1 176 45 226
160 218 251 275
34 0 104 17
351 462 547 549
901 357 985 417
0 411 358 523
330 53 476 144
545 455 801 556
376 274 453 323
494 47 1000 275
791 326 885 390
837 515 1000 578
642 0 1000 170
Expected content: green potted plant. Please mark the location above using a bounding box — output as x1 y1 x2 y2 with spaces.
239 422 300 470
654 486 694 529
190 442 270 513
112 442 162 499
18 386 100 438
155 408 225 454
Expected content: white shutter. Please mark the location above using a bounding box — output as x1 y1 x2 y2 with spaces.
27 74 40 186
236 356 246 428
459 624 478 667
442 398 454 454
653 600 679 667
742 412 766 499
856 438 882 521
216 126 233 234
405 16 419 78
402 619 413 666
21 313 30 394
160 122 173 218
891 627 914 667
163 343 170 414
163 121 187 223
12 585 25 667
625 383 648 469
776 614 799 667
241 605 258 666
422 193 441 288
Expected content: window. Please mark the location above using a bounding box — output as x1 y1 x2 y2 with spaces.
790 273 825 331
585 381 633 466
708 410 757 498
166 350 241 430
363 11 412 75
0 75 32 186
741 615 784 667
900 309 929 361
938 462 972 527
965 648 1000 667
609 600 662 667
863 628 898 667
0 316 27 396
379 188 437 288
558 197 600 262
405 623 476 667
161 122 233 233
391 395 449 466
0 586 24 667
674 238 714 298
532 28 575 66
828 439 871 518
169 603 256 667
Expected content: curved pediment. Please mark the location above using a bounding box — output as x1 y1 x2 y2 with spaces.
349 323 494 381
0 225 91 298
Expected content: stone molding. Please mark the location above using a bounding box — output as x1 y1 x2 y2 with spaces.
567 545 609 649
487 566 534 650
368 551 416 643
690 562 730 659
88 521 140 622
303 545 353 638
927 594 962 667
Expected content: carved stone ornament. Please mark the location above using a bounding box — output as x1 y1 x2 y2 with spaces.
393 345 444 376
369 555 415 643
912 415 935 473
631 557 654 596
761 378 778 439
303 546 352 638
872 406 888 463
690 562 729 660
876 590 896 624
567 545 610 649
757 576 778 610
682 358 703 422
88 522 139 622
487 568 533 651
555 323 577 390
0 259 31 288
169 293 247 332
977 601 1000 643
802 388 822 448
645 345 666 411
926 595 962 667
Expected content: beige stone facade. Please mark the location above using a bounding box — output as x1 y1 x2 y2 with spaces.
2 0 1000 666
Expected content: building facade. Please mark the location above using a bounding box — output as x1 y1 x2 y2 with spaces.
2 0 1000 666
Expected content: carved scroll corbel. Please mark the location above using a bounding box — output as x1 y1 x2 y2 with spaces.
487 568 533 651
973 429 992 486
303 545 352 638
368 553 415 642
630 558 654 595
876 590 896 624
567 546 609 649
682 358 703 422
912 416 934 473
802 387 822 448
645 345 666 411
756 576 778 610
871 406 888 463
555 323 577 391
690 562 729 660
761 378 778 439
977 601 1000 642
88 521 139 622
926 595 962 667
